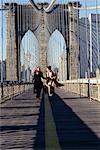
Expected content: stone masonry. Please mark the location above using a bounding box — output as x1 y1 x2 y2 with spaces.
5 2 80 81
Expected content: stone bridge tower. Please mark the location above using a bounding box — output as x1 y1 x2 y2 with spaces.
5 2 80 81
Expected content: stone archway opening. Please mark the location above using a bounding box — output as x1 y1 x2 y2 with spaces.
47 29 67 81
20 30 40 82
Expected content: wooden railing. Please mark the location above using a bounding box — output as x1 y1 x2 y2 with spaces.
61 78 100 101
0 83 33 103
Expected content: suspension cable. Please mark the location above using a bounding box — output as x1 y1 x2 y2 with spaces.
9 1 13 82
1 0 3 85
12 0 15 81
19 0 22 82
85 0 90 77
96 0 100 69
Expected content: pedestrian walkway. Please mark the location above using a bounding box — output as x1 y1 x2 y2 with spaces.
0 88 100 150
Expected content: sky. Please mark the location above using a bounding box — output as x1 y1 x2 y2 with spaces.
0 0 100 64
0 0 100 5
20 30 40 70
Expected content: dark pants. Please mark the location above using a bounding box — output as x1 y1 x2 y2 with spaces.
34 81 43 98
36 87 42 98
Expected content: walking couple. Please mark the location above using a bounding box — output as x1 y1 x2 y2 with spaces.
32 66 57 99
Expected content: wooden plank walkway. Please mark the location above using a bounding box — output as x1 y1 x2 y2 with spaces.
53 88 100 150
0 88 100 150
0 89 42 150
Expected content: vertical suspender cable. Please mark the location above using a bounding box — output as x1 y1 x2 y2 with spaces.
69 0 72 80
27 3 30 82
63 0 66 81
19 0 22 82
66 0 69 80
27 6 29 82
58 5 61 81
96 0 99 101
89 11 92 74
60 4 63 81
1 0 4 98
64 0 68 80
9 1 12 82
8 1 13 98
61 0 64 81
53 3 56 70
11 0 15 96
96 0 99 70
28 9 31 82
85 0 89 77
55 5 58 77
10 0 14 82
61 3 63 81
61 0 63 80
25 2 27 82
30 4 32 80
76 0 80 95
22 1 25 82
85 0 91 100
77 0 80 78
17 0 20 82
12 0 15 82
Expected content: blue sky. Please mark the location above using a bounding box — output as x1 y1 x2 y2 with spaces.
0 0 100 62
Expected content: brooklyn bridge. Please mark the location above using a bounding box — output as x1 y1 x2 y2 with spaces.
0 0 100 149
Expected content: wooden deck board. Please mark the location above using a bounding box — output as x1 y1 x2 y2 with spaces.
0 88 100 149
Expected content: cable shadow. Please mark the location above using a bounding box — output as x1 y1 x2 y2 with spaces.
50 93 100 150
0 113 39 120
63 96 88 100
1 106 40 109
1 125 37 132
33 93 45 150
0 118 39 149
13 98 35 100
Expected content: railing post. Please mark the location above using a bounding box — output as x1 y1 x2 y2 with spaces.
98 84 100 101
88 78 91 101
13 82 14 97
1 82 3 99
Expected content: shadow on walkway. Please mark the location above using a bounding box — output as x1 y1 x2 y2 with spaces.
50 93 100 150
34 94 45 150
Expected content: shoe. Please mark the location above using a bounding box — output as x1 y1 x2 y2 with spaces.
49 93 53 96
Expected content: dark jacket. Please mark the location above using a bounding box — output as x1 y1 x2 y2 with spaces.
33 71 44 89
